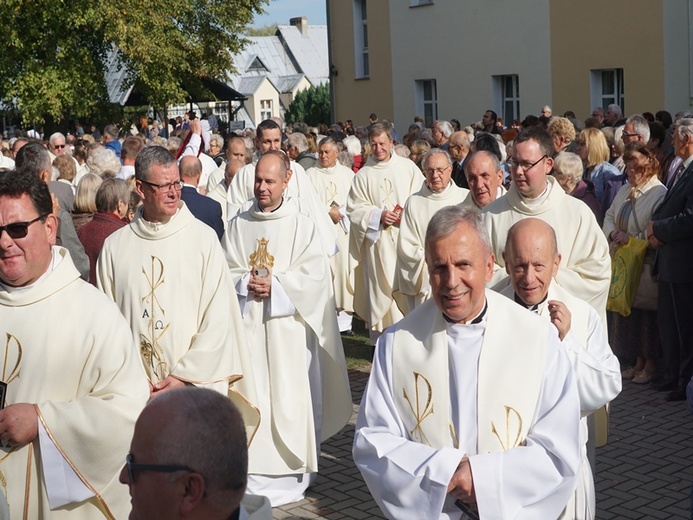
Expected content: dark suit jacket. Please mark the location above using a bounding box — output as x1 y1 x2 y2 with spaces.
451 157 470 189
652 160 693 283
180 186 224 240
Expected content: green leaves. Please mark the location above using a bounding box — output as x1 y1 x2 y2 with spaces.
0 0 267 124
285 83 331 127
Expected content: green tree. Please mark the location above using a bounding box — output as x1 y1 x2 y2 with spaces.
245 24 278 36
285 83 331 127
0 0 267 125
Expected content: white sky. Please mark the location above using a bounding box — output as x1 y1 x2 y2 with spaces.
252 0 327 27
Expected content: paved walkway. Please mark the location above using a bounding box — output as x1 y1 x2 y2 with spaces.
274 369 693 519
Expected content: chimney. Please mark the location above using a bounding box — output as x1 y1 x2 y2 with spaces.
290 16 308 36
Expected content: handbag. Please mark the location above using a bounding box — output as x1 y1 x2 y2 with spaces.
606 236 648 317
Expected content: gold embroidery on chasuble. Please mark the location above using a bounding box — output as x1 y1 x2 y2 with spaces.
140 256 170 381
403 371 435 446
327 181 338 205
249 238 275 269
381 179 395 210
0 333 23 501
490 405 524 451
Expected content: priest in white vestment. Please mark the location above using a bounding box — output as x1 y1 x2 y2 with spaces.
353 206 580 520
481 128 611 323
459 150 507 212
500 218 621 520
0 172 149 518
346 123 422 337
225 119 337 257
207 158 245 231
96 146 258 433
223 152 352 507
395 148 468 314
306 137 356 332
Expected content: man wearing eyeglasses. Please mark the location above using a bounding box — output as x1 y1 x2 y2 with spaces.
48 132 68 157
621 114 651 146
0 171 148 518
121 387 272 520
96 146 258 428
482 127 611 325
395 148 468 314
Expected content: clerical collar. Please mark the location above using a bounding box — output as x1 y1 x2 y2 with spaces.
259 197 284 213
521 179 551 207
443 300 488 325
513 292 547 314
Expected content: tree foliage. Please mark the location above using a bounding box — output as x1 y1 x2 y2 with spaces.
0 0 267 125
284 83 331 127
245 24 278 36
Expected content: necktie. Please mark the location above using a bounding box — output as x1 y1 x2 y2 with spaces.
670 164 686 189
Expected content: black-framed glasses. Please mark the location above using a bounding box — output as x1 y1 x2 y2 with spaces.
53 144 66 149
0 215 47 239
125 452 197 483
140 179 184 193
622 131 640 139
508 155 548 172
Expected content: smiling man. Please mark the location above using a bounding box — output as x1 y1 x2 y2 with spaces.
0 171 148 518
223 151 351 507
96 146 256 424
347 123 421 338
395 148 468 314
481 127 611 324
354 206 580 519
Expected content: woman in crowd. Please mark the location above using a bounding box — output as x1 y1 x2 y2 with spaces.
576 128 622 221
408 139 431 172
553 151 601 221
71 173 103 232
603 142 667 384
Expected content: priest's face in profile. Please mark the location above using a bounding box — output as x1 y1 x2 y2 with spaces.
426 221 494 323
137 162 182 223
423 152 452 193
504 219 561 306
254 154 290 211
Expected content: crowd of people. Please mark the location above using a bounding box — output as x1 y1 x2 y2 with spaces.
0 102 691 519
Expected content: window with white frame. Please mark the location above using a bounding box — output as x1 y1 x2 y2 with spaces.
353 0 369 78
260 99 273 120
590 68 624 112
415 79 437 127
492 75 520 125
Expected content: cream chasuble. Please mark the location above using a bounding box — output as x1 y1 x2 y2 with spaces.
226 160 338 257
207 179 229 230
395 181 468 314
223 199 352 476
306 163 356 313
346 152 422 332
354 292 581 520
482 176 611 324
0 247 149 519
499 282 621 520
97 202 259 438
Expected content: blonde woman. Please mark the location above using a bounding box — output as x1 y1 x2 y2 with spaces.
576 128 621 204
71 173 103 232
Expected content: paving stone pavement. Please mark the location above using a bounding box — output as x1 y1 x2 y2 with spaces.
274 369 693 519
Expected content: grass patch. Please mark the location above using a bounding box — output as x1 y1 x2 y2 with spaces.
341 317 374 372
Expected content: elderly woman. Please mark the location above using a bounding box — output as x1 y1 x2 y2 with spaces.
553 152 601 221
71 173 103 232
86 148 121 179
603 142 667 384
343 135 363 173
576 128 621 203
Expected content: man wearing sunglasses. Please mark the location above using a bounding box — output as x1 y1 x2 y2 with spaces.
121 387 271 519
0 171 148 517
481 127 611 327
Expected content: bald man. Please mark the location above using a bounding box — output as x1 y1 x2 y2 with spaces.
180 155 224 239
500 218 620 520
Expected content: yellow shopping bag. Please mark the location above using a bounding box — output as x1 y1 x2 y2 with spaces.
606 236 649 317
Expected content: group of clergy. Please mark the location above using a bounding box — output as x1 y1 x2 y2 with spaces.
0 117 621 519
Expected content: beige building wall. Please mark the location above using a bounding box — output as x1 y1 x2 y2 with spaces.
327 0 394 126
389 1 552 129
248 78 281 124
